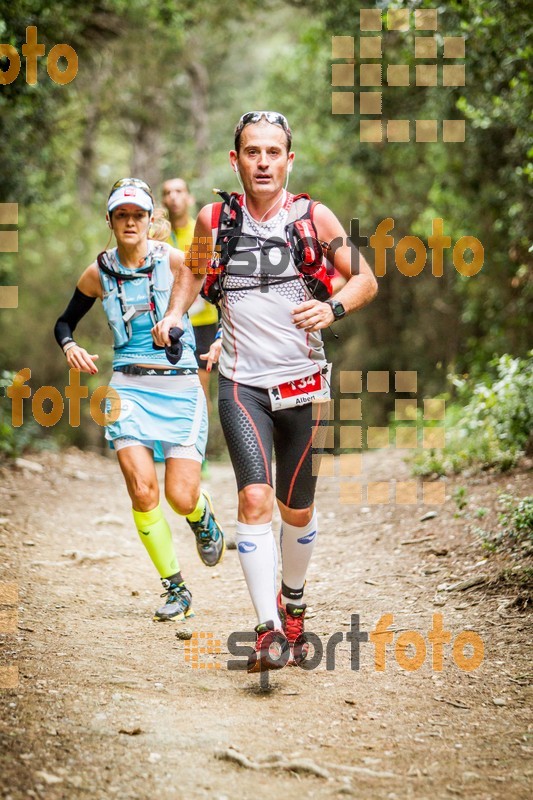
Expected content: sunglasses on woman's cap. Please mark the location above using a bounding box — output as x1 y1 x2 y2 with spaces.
108 178 154 202
234 111 292 144
107 178 154 213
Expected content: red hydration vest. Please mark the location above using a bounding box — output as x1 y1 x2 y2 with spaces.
201 191 333 305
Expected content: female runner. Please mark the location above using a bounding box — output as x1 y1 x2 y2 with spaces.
54 178 224 621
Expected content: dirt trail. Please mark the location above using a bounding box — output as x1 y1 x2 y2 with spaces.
0 449 531 800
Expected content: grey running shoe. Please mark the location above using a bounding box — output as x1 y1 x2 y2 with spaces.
186 491 225 567
153 580 194 622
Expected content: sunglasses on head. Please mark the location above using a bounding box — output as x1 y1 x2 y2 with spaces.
234 111 292 140
108 177 154 202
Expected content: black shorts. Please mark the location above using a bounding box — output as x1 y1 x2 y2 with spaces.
193 322 218 371
218 374 330 509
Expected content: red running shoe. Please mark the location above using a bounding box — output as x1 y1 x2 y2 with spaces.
277 591 309 666
247 620 290 673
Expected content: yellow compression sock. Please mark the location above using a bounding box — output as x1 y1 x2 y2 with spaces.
132 504 180 578
186 492 206 523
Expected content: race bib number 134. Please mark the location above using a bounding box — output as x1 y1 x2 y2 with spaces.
268 364 331 411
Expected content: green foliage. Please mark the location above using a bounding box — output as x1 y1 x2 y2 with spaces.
453 486 468 510
475 493 533 556
413 353 533 475
0 371 41 458
499 494 533 543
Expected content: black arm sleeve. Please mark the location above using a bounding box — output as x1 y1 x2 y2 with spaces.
54 287 97 350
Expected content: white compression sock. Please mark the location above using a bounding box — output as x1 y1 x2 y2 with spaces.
280 509 318 604
235 520 281 627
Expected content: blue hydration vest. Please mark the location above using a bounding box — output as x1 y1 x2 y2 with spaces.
98 241 196 367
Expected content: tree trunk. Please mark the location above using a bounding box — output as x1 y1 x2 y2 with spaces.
186 58 210 183
130 110 165 192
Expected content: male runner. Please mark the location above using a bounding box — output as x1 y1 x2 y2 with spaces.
154 112 377 671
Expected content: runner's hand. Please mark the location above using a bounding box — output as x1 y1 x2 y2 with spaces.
152 316 183 347
291 299 335 331
199 339 222 373
65 346 99 374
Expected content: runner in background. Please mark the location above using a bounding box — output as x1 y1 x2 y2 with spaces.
153 114 378 672
162 178 219 477
54 178 225 623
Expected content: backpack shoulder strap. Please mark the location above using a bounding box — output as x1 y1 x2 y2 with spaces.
308 199 321 217
286 195 315 226
211 190 244 267
211 201 224 231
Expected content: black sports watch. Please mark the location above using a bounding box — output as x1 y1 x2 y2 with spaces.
326 298 346 321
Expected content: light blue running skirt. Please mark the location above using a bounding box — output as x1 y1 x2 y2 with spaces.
105 372 208 463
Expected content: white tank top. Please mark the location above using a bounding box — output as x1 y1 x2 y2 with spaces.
216 193 327 388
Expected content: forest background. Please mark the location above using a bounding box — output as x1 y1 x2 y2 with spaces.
0 0 531 461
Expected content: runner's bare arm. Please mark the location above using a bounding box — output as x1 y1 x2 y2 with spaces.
77 262 103 300
152 208 214 347
291 204 377 331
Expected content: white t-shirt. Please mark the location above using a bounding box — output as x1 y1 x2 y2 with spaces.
215 193 327 389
